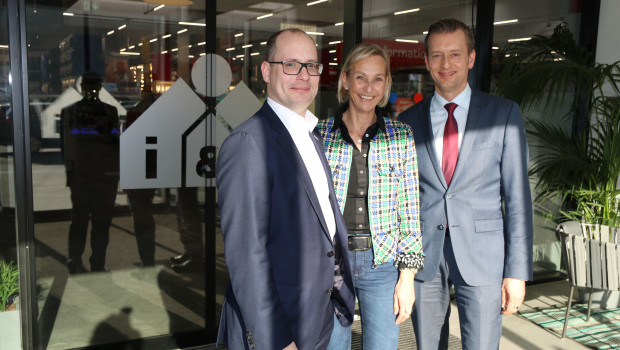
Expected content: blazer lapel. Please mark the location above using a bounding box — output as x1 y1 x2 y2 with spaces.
263 105 331 240
421 98 448 188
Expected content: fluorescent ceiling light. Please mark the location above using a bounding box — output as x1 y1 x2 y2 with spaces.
118 24 127 30
161 50 168 54
150 38 158 42
235 33 243 37
172 48 178 52
154 4 165 11
251 52 260 56
128 45 135 49
197 42 206 46
188 45 192 48
236 54 244 58
306 31 324 36
107 30 115 36
423 31 428 35
307 0 328 6
260 41 267 45
162 34 172 39
329 40 341 45
120 48 126 51
329 62 338 66
226 47 235 51
492 46 499 50
494 19 518 25
242 44 253 48
329 50 336 53
394 8 419 15
257 13 273 20
177 29 188 34
508 37 531 42
396 39 418 43
335 22 344 26
120 52 140 56
179 21 206 27
0 45 8 49
63 12 74 16
138 43 143 46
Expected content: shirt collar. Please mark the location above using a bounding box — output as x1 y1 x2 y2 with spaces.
267 97 318 133
431 84 472 113
331 101 387 132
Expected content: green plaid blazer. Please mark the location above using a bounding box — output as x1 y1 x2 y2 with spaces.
317 116 424 269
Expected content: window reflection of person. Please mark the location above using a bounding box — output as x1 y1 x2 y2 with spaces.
61 71 120 274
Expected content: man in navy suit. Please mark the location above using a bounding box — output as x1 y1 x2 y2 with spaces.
399 19 533 349
216 29 355 350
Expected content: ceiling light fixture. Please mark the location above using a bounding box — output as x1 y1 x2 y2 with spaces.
335 22 344 26
179 21 206 27
394 8 420 15
177 28 188 34
162 34 171 39
63 12 74 16
153 4 165 11
395 39 418 43
307 0 328 6
107 30 115 36
494 19 518 25
120 52 140 56
235 33 243 37
508 37 531 42
118 24 127 30
329 40 341 45
257 13 273 20
143 0 193 5
242 44 253 48
306 31 324 36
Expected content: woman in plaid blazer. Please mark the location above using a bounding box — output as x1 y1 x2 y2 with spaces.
318 43 424 350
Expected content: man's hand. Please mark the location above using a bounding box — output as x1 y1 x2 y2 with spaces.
284 342 298 350
501 277 526 315
393 269 415 324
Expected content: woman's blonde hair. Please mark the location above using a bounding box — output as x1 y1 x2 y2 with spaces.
337 42 392 107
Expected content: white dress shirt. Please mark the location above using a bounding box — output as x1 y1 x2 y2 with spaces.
267 98 336 241
431 84 472 167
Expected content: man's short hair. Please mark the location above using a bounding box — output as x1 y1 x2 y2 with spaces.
425 19 475 54
337 42 392 108
264 28 310 61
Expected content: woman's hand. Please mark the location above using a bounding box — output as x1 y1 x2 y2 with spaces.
393 269 415 324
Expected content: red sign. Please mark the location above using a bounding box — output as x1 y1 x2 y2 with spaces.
364 39 426 68
336 39 426 70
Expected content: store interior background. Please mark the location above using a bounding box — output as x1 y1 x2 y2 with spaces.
0 0 609 349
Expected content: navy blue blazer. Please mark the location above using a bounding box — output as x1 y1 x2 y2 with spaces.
399 90 533 286
216 102 355 350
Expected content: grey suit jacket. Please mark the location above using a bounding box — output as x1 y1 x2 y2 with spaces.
399 90 533 286
216 102 355 350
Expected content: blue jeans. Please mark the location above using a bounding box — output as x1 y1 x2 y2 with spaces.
327 249 400 350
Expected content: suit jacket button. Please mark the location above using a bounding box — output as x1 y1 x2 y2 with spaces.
438 224 445 230
327 251 334 257
326 288 333 295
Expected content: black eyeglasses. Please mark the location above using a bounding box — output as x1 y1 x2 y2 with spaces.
268 61 324 76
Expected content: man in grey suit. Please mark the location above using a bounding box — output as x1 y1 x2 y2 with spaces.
399 19 533 349
216 29 355 350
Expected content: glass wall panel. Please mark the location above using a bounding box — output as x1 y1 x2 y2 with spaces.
0 0 22 348
26 1 212 348
492 0 583 280
362 0 474 116
20 0 344 348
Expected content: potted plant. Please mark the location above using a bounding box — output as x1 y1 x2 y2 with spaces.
497 23 620 307
0 260 21 349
